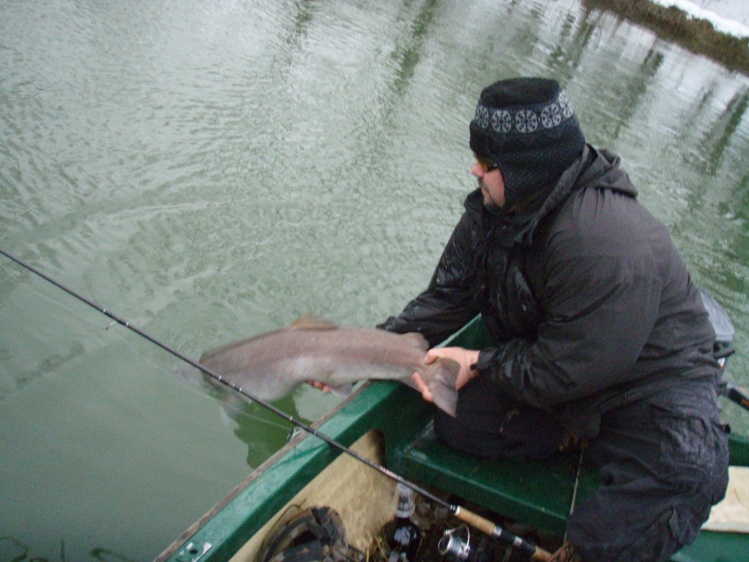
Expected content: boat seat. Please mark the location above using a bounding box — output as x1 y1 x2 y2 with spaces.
394 422 749 562
395 421 599 536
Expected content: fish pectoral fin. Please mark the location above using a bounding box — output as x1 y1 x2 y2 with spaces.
434 358 460 385
329 383 354 397
424 358 460 418
290 313 339 331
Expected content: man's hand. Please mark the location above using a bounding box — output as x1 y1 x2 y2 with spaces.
308 380 332 393
411 346 480 403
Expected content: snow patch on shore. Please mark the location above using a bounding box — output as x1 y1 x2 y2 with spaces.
651 0 749 38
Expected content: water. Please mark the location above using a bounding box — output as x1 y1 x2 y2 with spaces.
1 0 748 559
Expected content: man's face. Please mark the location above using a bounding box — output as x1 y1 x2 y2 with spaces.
471 157 505 211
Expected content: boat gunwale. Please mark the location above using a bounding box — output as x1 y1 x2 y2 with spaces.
157 317 749 562
155 380 408 562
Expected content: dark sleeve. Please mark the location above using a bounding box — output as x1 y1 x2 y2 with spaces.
378 213 481 347
474 196 664 409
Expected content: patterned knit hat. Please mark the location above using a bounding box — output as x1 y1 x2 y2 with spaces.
469 78 586 210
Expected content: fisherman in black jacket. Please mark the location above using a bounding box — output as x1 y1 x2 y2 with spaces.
380 78 729 561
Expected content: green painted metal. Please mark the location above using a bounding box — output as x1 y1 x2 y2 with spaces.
162 316 749 562
394 424 598 536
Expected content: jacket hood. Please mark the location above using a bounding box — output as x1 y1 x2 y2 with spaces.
463 145 637 247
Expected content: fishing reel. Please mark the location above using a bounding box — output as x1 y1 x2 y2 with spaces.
438 526 489 562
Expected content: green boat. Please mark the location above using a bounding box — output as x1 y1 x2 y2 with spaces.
156 316 749 562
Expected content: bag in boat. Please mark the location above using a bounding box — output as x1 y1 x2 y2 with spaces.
258 506 364 562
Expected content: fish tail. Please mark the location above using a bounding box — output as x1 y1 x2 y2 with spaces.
425 358 460 417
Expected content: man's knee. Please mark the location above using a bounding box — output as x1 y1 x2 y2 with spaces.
570 491 715 562
567 403 729 561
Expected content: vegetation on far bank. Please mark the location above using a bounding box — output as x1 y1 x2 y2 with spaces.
584 0 749 75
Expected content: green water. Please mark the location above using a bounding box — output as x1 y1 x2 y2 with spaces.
1 0 748 559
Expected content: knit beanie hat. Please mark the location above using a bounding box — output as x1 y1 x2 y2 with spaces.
469 78 586 210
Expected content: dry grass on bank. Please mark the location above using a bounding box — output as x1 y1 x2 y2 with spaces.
585 0 749 75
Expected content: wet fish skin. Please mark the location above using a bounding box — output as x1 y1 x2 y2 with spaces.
198 316 461 417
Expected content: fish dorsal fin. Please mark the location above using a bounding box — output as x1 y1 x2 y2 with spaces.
290 313 338 331
404 332 429 350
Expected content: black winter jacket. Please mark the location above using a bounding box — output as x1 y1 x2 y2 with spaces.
380 146 718 436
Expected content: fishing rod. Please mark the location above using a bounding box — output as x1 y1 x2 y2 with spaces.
0 248 552 562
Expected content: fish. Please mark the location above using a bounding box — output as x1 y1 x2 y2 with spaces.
196 315 461 417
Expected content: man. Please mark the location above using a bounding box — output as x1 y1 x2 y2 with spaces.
378 78 729 561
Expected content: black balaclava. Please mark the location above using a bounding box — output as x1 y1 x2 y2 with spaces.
469 78 586 211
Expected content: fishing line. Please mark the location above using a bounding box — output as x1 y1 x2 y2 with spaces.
0 257 300 434
0 260 108 331
0 248 552 561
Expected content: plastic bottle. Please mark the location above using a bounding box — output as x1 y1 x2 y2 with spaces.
384 483 422 562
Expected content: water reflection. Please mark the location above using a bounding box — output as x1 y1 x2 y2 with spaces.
603 47 664 141
388 0 437 96
701 88 749 172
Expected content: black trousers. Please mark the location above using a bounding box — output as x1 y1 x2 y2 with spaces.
434 377 729 562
